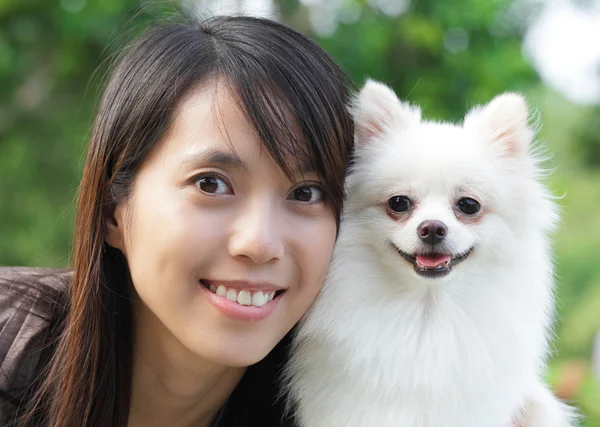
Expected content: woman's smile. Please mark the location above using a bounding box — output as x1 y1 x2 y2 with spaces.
199 279 286 321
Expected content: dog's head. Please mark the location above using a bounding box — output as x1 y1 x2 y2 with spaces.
345 80 557 281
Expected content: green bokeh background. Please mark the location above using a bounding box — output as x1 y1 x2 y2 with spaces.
1 0 599 422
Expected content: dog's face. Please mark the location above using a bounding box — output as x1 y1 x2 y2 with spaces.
346 80 556 281
371 128 486 279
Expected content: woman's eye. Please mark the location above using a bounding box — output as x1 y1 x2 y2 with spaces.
195 175 232 195
289 185 325 203
388 195 412 213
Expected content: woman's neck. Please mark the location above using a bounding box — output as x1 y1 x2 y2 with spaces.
128 302 246 427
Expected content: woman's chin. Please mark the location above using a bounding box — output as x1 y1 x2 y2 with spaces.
180 331 282 368
201 345 273 368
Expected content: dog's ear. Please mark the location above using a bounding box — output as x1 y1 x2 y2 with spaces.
350 79 421 145
464 93 533 158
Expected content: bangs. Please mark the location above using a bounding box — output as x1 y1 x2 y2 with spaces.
224 78 314 180
205 15 353 220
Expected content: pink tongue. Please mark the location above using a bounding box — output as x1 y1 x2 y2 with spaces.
416 254 451 268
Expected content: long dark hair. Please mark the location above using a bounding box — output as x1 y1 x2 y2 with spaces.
15 15 353 427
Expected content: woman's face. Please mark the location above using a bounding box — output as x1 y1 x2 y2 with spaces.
106 81 337 367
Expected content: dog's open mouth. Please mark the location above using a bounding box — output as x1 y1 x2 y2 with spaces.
392 244 473 278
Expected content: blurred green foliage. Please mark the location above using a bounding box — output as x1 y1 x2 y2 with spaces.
0 0 598 423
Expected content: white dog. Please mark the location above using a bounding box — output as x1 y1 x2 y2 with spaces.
283 80 578 427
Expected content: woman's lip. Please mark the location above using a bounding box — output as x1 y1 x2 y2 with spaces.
201 279 285 293
199 281 283 321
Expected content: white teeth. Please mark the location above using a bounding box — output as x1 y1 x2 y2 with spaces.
237 289 252 306
206 283 279 307
226 289 238 301
252 291 265 307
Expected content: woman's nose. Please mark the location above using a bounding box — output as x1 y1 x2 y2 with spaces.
228 199 285 264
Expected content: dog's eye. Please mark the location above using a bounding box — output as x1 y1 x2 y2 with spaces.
388 196 412 213
457 197 481 215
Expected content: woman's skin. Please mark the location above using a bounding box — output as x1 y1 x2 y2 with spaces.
105 79 337 427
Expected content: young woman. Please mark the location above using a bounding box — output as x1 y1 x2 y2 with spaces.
0 15 353 427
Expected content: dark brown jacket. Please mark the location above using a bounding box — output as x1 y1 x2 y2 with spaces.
0 267 70 425
0 267 294 427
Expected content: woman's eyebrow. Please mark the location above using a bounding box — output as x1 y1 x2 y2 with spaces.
291 157 320 181
181 149 246 170
181 148 317 178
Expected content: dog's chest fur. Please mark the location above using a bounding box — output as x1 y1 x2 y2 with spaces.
285 220 553 427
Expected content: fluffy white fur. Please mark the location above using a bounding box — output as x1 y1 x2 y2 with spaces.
283 80 578 427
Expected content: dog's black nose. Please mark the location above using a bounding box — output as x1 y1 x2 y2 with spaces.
418 220 447 245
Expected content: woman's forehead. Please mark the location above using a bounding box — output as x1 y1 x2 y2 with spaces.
147 80 315 178
171 79 316 175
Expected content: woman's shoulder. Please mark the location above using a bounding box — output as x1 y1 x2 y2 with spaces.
0 266 70 307
0 267 70 412
0 265 70 299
